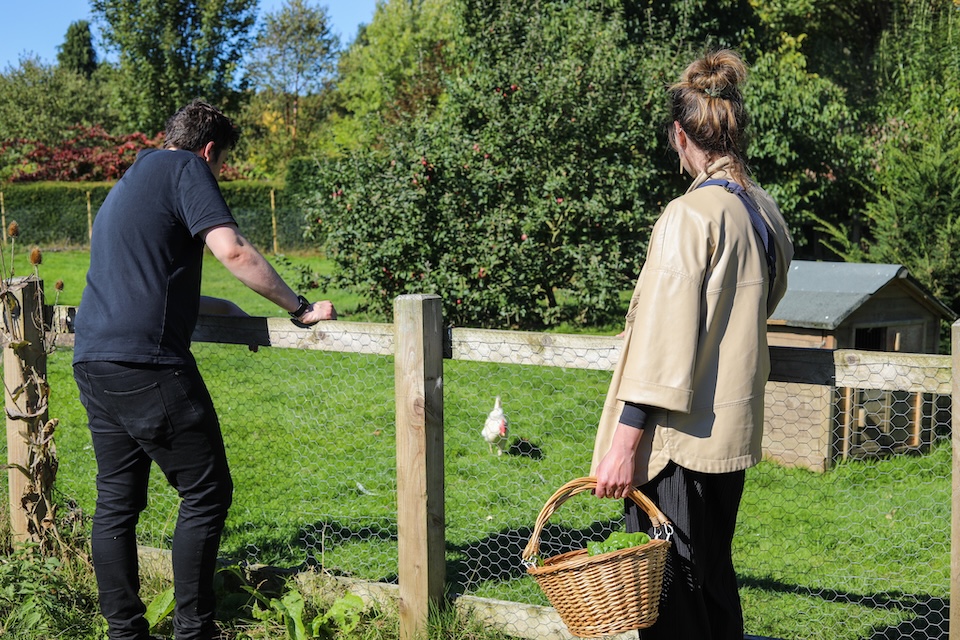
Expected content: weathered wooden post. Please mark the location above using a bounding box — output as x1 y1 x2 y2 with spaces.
952 319 960 639
3 275 51 543
270 188 279 255
87 191 93 242
394 294 445 640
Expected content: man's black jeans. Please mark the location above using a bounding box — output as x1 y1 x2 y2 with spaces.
74 361 233 640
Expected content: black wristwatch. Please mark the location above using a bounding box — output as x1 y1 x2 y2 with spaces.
289 295 310 318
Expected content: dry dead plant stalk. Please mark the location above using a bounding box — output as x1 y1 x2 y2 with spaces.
0 223 82 561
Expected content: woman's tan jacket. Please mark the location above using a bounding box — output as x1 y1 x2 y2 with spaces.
590 158 794 486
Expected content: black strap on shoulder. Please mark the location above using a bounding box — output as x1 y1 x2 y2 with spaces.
697 179 777 296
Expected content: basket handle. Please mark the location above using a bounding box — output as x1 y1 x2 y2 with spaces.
521 476 672 565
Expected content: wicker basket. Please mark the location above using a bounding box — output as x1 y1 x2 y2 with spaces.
521 477 673 638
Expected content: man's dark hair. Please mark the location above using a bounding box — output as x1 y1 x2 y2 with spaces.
164 100 240 157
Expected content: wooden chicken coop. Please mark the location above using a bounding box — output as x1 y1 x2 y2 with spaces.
763 261 956 472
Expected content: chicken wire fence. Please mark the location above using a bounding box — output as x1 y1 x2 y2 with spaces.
444 334 954 640
16 318 956 640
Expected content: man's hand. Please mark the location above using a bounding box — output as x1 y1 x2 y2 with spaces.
294 300 337 326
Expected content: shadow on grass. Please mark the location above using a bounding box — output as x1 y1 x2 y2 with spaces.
296 519 399 580
444 521 620 597
739 575 948 640
221 518 398 572
445 530 947 639
864 597 947 640
227 520 948 640
234 518 619 597
285 519 614 593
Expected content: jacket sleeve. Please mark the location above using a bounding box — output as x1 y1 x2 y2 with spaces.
617 200 711 414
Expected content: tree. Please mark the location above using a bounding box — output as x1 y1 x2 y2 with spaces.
0 57 116 181
57 20 98 78
238 0 339 176
816 1 960 311
749 0 898 108
303 0 869 328
304 0 684 328
330 0 456 151
91 0 257 134
746 36 861 253
247 0 339 149
5 126 163 182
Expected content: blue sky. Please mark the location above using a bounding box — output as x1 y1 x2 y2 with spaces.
0 0 378 70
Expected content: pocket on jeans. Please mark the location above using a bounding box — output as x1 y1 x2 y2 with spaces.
103 382 174 443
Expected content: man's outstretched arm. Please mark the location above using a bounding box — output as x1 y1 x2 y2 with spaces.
201 223 336 324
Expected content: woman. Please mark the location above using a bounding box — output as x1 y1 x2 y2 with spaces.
591 49 794 639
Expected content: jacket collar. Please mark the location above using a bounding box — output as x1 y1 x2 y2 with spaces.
686 156 735 193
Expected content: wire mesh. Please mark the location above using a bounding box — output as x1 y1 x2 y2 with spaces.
27 325 957 640
746 362 952 640
45 338 400 581
442 337 954 640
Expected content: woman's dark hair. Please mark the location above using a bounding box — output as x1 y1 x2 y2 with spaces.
163 100 240 157
667 49 749 182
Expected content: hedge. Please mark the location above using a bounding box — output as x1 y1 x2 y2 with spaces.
219 181 313 251
0 181 315 251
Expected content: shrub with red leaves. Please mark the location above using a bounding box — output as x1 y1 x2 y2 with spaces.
3 126 164 183
2 125 248 182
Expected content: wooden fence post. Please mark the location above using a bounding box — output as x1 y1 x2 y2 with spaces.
952 319 960 640
3 276 49 543
270 188 279 255
87 191 93 243
394 294 445 640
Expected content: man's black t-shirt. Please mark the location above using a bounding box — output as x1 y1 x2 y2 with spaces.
73 149 237 365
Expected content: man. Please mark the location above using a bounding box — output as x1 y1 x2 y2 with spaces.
72 100 336 640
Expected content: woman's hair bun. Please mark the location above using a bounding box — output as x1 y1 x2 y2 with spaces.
667 48 751 180
681 49 747 100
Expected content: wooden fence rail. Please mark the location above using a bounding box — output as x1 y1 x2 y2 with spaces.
8 298 958 639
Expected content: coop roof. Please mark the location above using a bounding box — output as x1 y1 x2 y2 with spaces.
768 261 956 330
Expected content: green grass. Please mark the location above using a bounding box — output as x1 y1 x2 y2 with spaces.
6 244 955 639
43 340 954 640
736 447 951 639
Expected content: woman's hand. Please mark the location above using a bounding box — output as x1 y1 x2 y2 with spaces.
593 423 641 499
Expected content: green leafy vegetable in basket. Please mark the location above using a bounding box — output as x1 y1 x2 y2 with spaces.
586 531 651 556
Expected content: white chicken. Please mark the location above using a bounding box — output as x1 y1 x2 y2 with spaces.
482 396 509 455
